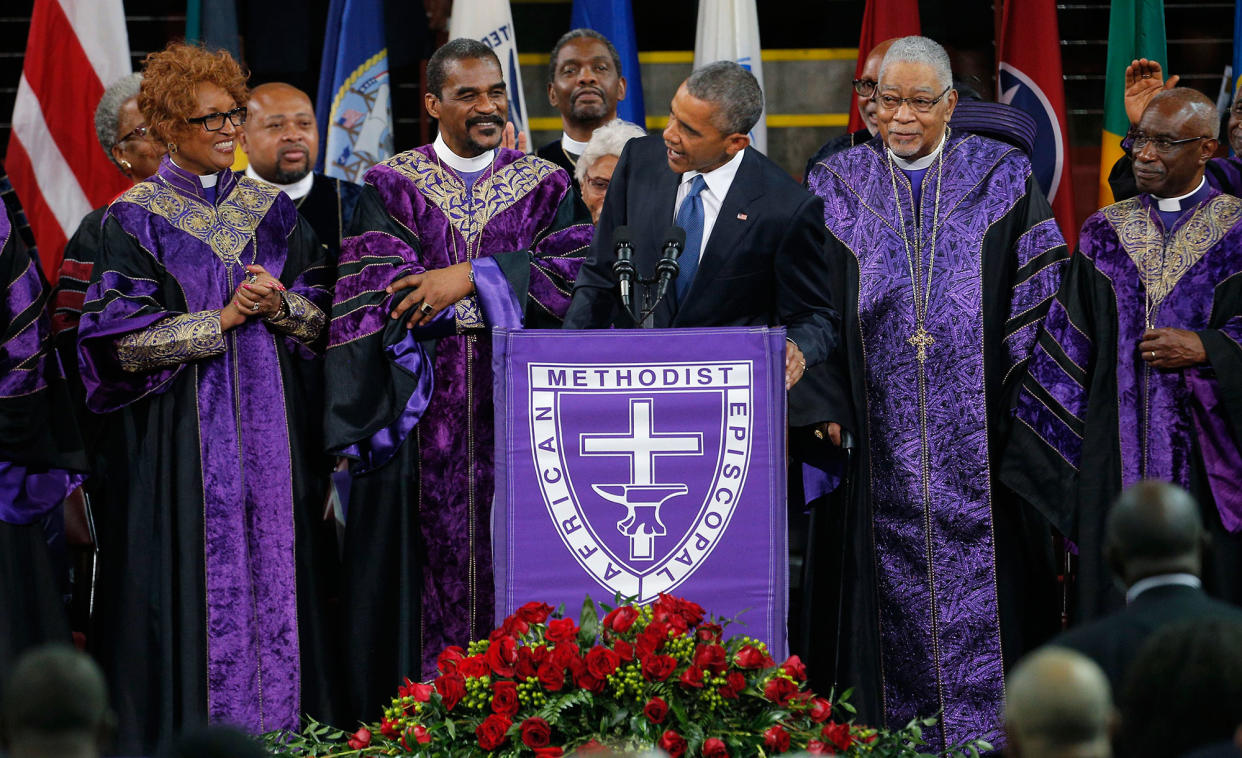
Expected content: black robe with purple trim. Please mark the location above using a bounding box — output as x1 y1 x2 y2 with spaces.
77 157 340 754
323 144 591 722
1003 189 1242 619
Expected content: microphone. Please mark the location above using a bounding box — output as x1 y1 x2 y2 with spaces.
611 226 635 313
651 226 686 309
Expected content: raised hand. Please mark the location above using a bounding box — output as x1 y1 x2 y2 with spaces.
1125 58 1180 127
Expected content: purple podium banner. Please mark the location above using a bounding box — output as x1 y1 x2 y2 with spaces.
492 327 788 657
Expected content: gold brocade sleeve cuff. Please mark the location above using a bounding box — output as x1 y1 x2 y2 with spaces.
116 310 226 372
265 290 326 343
454 294 486 331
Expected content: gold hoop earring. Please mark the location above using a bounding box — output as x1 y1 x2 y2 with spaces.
119 159 133 171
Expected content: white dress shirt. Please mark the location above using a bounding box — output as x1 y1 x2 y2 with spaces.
432 132 495 173
244 164 315 201
1125 572 1202 604
672 147 747 264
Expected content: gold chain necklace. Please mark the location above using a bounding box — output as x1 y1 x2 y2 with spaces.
434 147 499 264
885 130 946 364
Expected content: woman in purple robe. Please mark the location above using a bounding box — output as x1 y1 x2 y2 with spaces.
0 194 87 690
76 43 339 753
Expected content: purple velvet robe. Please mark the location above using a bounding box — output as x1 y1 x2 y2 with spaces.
77 157 334 752
324 146 590 704
1004 189 1242 617
807 132 1069 750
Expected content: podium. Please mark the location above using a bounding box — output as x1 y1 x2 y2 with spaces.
492 327 789 657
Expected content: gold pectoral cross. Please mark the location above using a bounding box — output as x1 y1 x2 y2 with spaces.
908 326 935 363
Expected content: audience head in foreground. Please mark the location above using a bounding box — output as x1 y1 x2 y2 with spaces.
1005 647 1114 758
1106 479 1207 589
574 119 646 223
1131 87 1219 199
1120 619 1242 758
876 35 959 161
663 60 762 175
0 645 114 758
163 725 267 758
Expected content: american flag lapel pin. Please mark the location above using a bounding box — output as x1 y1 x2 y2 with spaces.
736 212 748 221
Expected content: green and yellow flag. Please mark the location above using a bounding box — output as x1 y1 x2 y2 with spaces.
1099 0 1167 208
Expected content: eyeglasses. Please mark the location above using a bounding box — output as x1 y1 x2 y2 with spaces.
583 174 610 192
187 106 247 131
1127 130 1212 155
118 124 148 143
852 78 878 98
876 85 952 113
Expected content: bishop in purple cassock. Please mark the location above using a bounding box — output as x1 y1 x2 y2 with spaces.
322 40 592 722
804 37 1069 751
1004 90 1242 621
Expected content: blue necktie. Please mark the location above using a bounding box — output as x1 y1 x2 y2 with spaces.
675 175 707 302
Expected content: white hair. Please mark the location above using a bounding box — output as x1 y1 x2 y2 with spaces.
878 36 953 92
575 119 647 184
94 72 143 169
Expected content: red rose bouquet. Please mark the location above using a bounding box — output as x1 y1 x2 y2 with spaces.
265 595 991 757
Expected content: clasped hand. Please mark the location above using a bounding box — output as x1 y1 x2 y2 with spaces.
387 262 475 329
1139 328 1205 369
221 264 284 330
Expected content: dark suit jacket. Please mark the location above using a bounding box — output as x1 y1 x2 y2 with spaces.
563 134 839 373
1054 583 1242 695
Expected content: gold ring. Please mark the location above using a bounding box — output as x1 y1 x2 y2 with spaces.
420 302 435 315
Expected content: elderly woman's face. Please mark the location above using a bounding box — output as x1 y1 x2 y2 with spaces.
581 153 619 224
112 96 165 183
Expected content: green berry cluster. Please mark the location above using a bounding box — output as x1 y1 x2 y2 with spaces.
517 676 548 708
461 674 492 711
466 639 490 656
664 634 694 659
605 661 646 701
699 672 730 710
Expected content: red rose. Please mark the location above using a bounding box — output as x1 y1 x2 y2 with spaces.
545 618 579 643
498 615 529 638
575 740 610 755
518 601 554 624
643 696 669 723
458 654 489 678
487 635 519 677
695 622 723 642
613 639 634 662
379 717 399 738
533 748 563 758
806 739 831 755
809 697 832 722
437 645 466 673
727 671 746 692
736 644 767 669
476 714 512 751
520 717 552 748
678 665 704 688
347 728 371 750
764 676 798 706
782 654 808 681
702 737 729 758
822 722 853 752
550 641 580 670
658 730 687 758
515 646 539 680
641 653 677 681
602 605 640 633
536 660 565 691
410 725 431 745
694 644 728 674
407 681 433 702
764 726 790 753
491 680 520 716
584 646 621 679
434 673 466 711
574 667 606 693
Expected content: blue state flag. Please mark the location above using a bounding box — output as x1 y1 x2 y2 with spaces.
315 0 394 181
571 0 646 127
1234 3 1242 99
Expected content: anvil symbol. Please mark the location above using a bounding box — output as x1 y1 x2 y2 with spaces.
580 398 702 561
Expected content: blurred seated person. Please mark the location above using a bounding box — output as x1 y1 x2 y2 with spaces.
1107 58 1242 201
0 644 114 758
574 119 645 224
238 82 361 254
1005 647 1115 758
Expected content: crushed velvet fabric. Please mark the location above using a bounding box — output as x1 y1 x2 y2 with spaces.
77 156 337 753
324 145 591 718
807 132 1069 751
1005 189 1242 617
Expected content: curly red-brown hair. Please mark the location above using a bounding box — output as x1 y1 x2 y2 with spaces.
138 42 248 145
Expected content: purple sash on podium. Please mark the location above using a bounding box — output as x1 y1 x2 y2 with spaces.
492 327 788 657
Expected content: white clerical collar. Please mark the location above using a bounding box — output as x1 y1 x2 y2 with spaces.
170 156 220 187
561 132 590 156
1126 573 1202 604
433 133 495 173
1153 177 1207 211
244 165 314 200
681 147 747 199
889 132 947 171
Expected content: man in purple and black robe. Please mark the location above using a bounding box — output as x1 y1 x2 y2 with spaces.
1004 89 1242 622
804 37 1069 751
323 39 591 721
0 198 87 691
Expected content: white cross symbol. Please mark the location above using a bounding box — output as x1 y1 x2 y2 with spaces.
580 398 702 483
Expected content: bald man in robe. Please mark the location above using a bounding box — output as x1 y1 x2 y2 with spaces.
239 82 361 255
